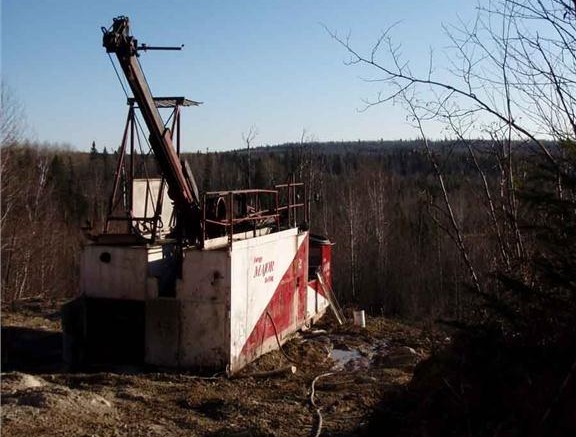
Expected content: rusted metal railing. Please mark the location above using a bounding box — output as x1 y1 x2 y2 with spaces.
201 183 306 248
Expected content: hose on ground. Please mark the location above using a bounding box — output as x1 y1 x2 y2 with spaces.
310 372 334 437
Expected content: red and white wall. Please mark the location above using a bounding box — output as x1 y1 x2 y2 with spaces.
81 227 329 372
229 228 308 370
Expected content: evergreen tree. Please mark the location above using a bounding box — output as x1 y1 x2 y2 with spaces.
89 141 98 160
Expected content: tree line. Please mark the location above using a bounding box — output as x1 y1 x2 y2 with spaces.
0 137 509 324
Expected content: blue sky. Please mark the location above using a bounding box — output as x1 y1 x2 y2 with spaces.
2 0 477 152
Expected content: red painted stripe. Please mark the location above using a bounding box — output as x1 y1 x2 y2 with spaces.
240 234 308 361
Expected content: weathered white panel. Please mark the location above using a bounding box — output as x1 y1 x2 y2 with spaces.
306 285 330 320
229 228 302 361
179 300 228 368
178 248 230 301
306 285 317 319
132 178 174 238
170 247 231 367
145 298 228 368
81 245 149 300
318 293 329 314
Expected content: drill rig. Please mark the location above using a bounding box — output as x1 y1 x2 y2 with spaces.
63 16 335 373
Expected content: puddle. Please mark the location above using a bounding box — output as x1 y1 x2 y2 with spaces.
329 338 389 371
331 349 363 370
302 331 391 371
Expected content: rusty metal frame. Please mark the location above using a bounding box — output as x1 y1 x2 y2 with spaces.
275 180 307 227
201 183 306 248
104 98 188 241
104 94 307 246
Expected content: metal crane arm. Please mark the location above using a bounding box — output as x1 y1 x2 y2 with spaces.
102 16 200 241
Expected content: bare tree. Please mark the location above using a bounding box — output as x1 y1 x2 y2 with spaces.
327 0 576 288
242 125 259 189
0 82 27 147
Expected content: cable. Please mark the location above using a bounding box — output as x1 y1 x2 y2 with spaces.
107 53 130 99
133 113 153 158
266 311 298 364
133 114 157 210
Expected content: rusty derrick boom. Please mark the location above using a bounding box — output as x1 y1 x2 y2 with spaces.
102 16 200 242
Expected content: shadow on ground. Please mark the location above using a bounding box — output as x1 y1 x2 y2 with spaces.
1 326 63 373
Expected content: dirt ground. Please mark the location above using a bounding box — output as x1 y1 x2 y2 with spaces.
1 299 442 437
